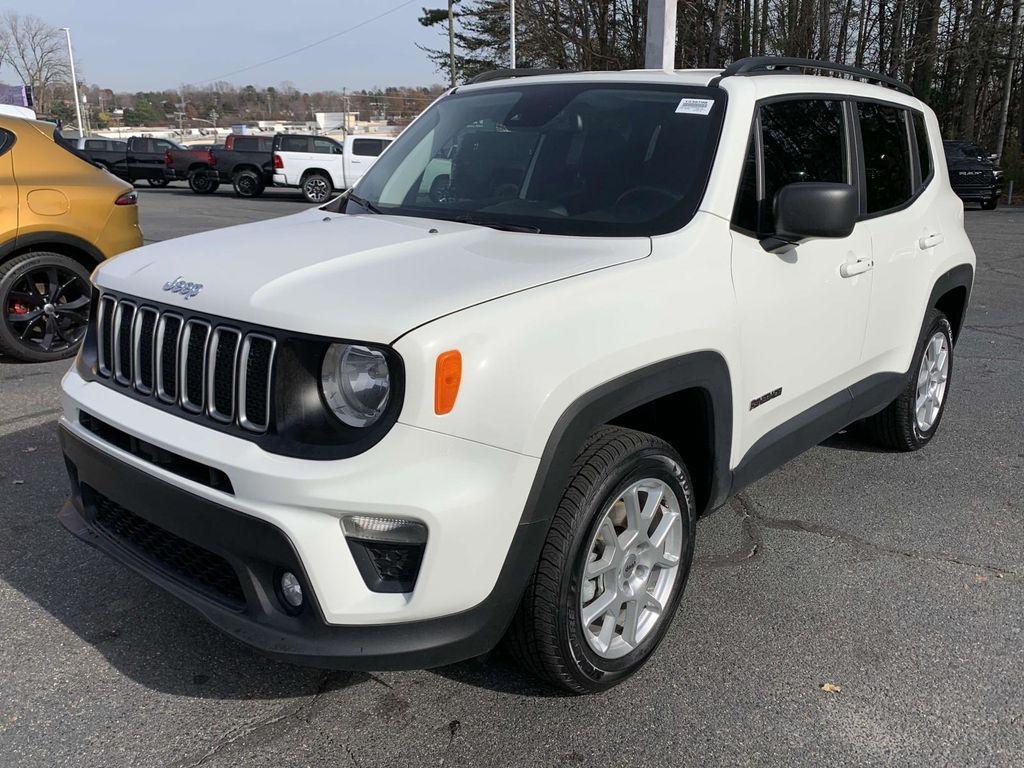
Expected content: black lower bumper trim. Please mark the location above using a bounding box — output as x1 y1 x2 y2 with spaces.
58 426 547 670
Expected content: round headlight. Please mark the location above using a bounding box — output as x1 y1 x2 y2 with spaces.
320 343 391 427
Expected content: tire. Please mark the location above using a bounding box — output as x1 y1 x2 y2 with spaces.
0 251 93 362
504 426 696 694
301 172 333 204
860 310 954 451
981 197 999 211
147 177 170 187
188 171 219 194
232 169 264 198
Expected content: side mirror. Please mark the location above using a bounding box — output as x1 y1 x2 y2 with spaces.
761 182 858 253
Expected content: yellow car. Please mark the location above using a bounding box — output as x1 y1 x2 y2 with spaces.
0 115 142 362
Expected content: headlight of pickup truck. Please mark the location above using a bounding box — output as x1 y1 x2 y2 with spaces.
321 343 391 427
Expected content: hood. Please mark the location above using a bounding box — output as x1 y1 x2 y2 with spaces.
95 208 651 342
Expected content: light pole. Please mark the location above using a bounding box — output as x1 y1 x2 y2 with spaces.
509 0 516 69
60 27 85 136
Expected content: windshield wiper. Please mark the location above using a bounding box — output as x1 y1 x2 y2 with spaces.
345 191 383 214
445 215 540 234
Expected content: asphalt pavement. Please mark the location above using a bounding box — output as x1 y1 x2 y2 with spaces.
1 187 1021 767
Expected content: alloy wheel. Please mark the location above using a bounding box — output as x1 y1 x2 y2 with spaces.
579 478 683 659
305 177 330 202
4 264 91 354
915 330 949 432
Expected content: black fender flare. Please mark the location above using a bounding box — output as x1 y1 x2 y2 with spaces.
926 263 974 343
521 350 734 525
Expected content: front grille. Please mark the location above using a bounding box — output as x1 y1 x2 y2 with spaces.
93 293 275 434
85 485 245 609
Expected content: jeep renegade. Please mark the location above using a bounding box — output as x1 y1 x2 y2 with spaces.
57 58 976 693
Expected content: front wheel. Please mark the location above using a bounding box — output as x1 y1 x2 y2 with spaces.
860 310 954 451
147 177 170 187
301 172 333 204
232 169 264 198
981 197 999 211
0 251 93 362
504 426 696 693
188 171 219 194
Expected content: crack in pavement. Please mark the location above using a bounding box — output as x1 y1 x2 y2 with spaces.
696 493 1018 578
176 671 337 768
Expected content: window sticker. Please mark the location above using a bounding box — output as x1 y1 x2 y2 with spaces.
675 98 715 116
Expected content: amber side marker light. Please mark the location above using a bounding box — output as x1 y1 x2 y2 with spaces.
434 350 462 415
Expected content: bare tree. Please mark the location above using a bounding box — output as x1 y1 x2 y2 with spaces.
0 12 71 114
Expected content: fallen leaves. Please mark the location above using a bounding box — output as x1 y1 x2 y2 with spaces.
820 683 842 694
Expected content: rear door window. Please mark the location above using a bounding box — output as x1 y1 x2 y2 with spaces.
858 102 913 214
313 138 339 154
280 135 309 152
352 139 385 157
85 139 107 150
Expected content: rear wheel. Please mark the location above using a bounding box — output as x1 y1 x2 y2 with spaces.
0 252 92 362
232 169 264 198
301 172 333 204
860 310 953 451
504 426 696 693
188 171 219 194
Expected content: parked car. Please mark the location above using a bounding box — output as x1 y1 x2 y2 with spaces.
57 59 975 693
164 144 221 193
74 135 183 187
0 116 142 362
272 134 394 203
206 134 275 197
943 140 1003 210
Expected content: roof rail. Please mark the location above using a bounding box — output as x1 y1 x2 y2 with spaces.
718 56 914 96
467 68 574 85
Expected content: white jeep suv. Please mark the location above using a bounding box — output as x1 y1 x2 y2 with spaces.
58 58 975 693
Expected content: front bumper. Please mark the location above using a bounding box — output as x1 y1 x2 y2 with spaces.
58 368 546 668
59 427 546 669
952 184 1002 202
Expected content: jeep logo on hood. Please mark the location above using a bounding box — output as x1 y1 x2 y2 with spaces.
163 276 203 300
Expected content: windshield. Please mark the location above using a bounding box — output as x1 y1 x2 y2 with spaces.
944 142 987 159
347 82 725 236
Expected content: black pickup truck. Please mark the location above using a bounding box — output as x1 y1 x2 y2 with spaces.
207 134 275 197
74 136 184 186
943 140 1004 210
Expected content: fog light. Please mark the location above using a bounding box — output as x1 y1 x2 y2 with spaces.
279 571 303 609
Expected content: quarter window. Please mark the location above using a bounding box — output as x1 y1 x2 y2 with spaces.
858 102 913 213
913 111 933 182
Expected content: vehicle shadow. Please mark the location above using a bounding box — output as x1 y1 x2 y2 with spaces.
820 426 896 454
0 420 362 700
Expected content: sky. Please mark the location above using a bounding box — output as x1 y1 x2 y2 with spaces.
14 0 446 92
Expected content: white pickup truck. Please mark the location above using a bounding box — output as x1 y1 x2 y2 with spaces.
272 134 394 203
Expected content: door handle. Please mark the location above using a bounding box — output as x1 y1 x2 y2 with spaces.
918 233 944 249
840 258 874 278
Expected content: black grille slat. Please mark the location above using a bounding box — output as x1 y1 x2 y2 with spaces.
209 330 240 421
241 335 274 432
114 303 136 384
134 308 158 393
158 315 182 401
86 486 245 609
181 321 210 412
97 296 116 376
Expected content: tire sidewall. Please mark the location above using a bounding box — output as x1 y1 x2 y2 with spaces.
909 314 954 445
0 252 92 362
558 449 696 691
233 171 262 197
